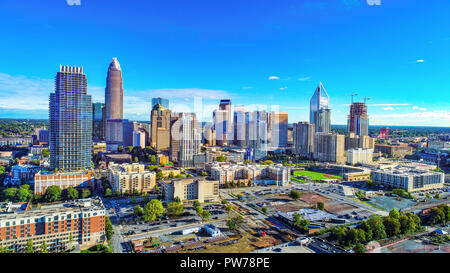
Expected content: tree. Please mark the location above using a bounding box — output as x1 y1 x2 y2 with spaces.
389 208 401 219
216 155 226 162
118 145 123 153
64 186 78 200
134 156 139 163
44 185 62 202
225 205 233 214
289 190 301 200
105 216 114 241
383 216 401 238
236 194 243 201
143 199 165 221
104 188 113 197
193 200 201 209
354 243 366 253
40 241 48 253
174 196 181 203
134 205 143 216
168 172 175 178
16 184 31 202
201 210 211 220
226 215 244 231
26 239 34 253
244 160 251 164
81 188 91 198
317 202 325 210
261 206 268 214
292 213 309 233
367 215 387 240
156 171 164 180
3 187 18 201
42 148 50 157
167 201 184 216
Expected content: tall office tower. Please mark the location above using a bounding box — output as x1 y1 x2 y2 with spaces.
150 103 171 153
246 110 269 161
233 105 248 147
213 99 232 146
92 102 105 140
348 102 369 136
105 57 124 151
269 111 289 148
313 132 346 164
310 82 331 133
49 65 92 171
170 113 201 167
152 97 169 109
203 123 216 146
293 121 315 159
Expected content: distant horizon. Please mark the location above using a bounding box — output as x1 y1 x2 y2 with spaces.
1 117 450 130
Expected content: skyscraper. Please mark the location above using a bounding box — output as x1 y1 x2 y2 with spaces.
310 82 331 133
170 113 201 167
150 103 171 153
213 99 232 146
313 132 345 164
49 65 92 171
269 111 288 148
293 121 315 159
92 102 105 140
347 102 369 136
233 105 248 147
105 57 124 151
246 110 269 161
152 97 169 109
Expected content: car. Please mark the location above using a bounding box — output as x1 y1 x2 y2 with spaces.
273 248 282 252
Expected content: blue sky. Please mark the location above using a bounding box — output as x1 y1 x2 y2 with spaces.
0 0 449 126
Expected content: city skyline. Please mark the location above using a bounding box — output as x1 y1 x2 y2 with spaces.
0 0 449 126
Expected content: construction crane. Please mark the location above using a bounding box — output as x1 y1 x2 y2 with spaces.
347 92 358 104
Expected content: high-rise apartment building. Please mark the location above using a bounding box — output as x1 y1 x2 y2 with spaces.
313 132 345 164
310 82 331 133
345 132 375 151
293 121 315 159
105 58 124 151
347 102 369 136
269 111 288 148
213 99 232 146
92 102 105 140
108 163 156 193
150 103 171 153
233 105 248 147
170 113 201 167
49 65 92 171
133 130 146 148
246 111 269 161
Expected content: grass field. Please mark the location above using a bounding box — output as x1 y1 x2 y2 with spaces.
293 170 342 181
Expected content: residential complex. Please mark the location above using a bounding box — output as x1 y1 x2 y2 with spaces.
370 166 445 192
161 177 220 203
108 163 156 194
34 170 96 195
293 121 315 159
347 148 373 166
209 163 290 187
0 198 106 253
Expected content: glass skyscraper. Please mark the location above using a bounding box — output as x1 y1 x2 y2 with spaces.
152 97 169 109
49 65 92 171
310 82 331 133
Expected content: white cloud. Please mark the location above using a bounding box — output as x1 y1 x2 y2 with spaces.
371 110 450 126
268 76 280 80
416 59 425 63
298 76 311 81
383 107 394 111
242 86 253 90
369 103 410 106
279 87 288 90
412 106 427 111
